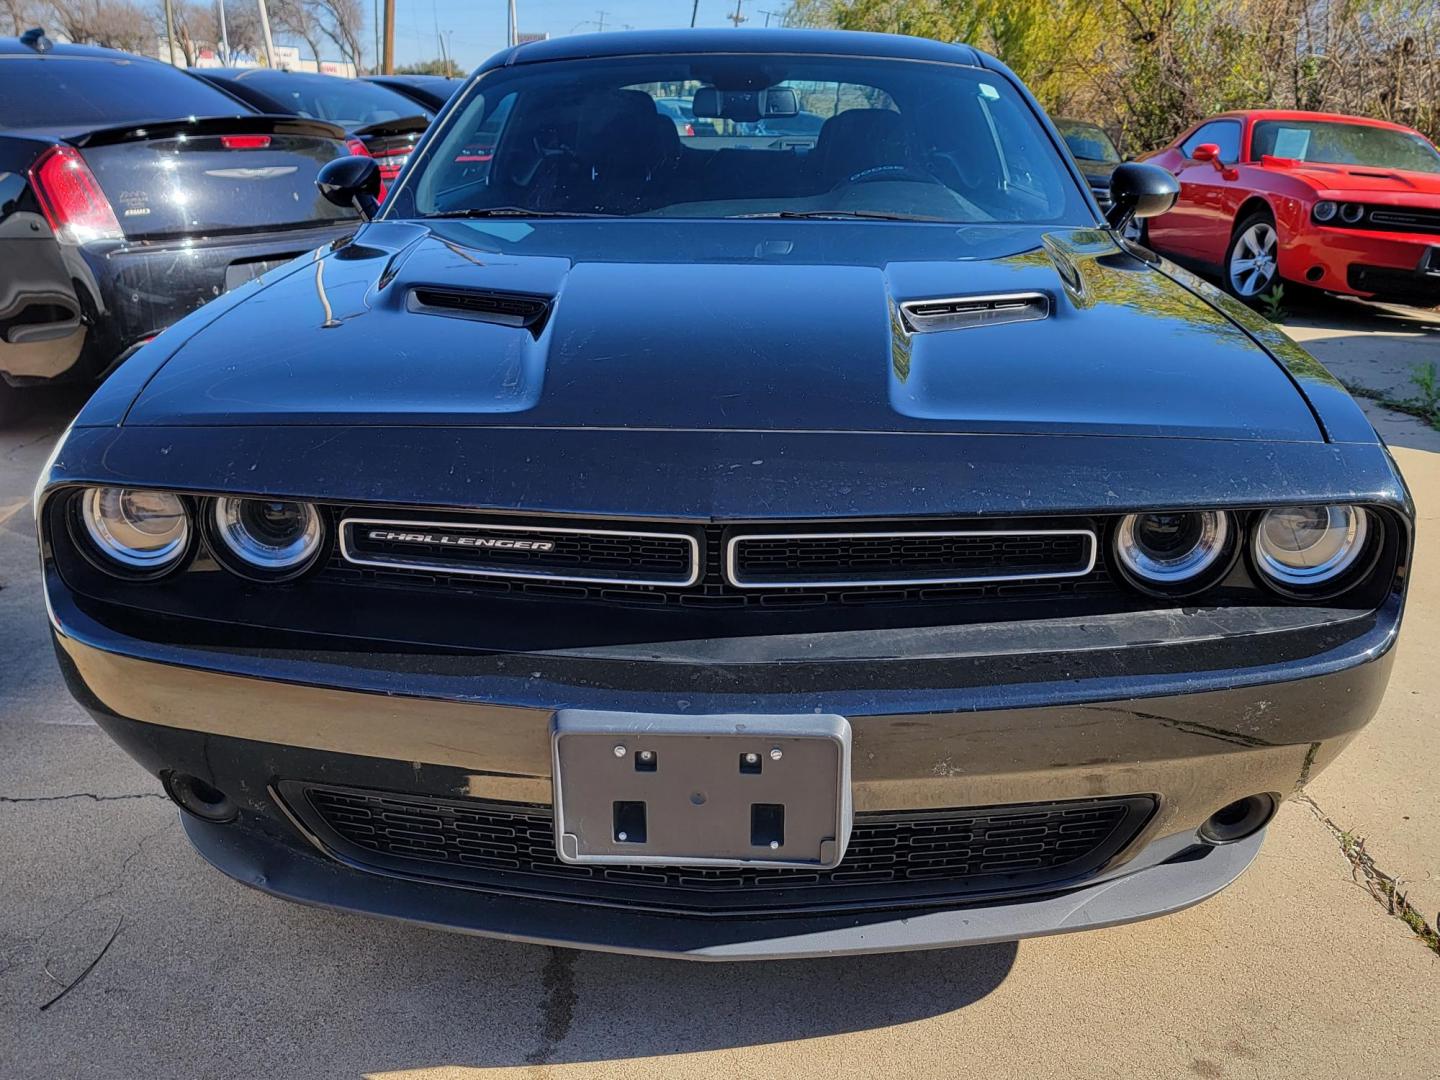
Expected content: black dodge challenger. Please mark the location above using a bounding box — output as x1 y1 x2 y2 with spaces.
38 30 1412 960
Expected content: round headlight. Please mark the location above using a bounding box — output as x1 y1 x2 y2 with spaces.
1115 510 1232 593
1312 200 1338 223
1340 202 1364 224
1252 505 1369 590
212 497 323 577
80 487 189 572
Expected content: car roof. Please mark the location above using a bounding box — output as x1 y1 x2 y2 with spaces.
0 35 157 60
499 28 982 68
201 67 347 84
1202 109 1422 135
368 74 458 86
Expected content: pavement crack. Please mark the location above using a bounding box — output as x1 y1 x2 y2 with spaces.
0 792 167 805
1297 793 1440 956
523 947 577 1066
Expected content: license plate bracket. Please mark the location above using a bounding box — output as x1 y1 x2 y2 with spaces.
551 710 852 868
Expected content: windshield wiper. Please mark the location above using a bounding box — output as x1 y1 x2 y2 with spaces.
425 207 617 219
729 210 946 222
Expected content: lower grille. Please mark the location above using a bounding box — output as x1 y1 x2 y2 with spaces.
286 783 1154 916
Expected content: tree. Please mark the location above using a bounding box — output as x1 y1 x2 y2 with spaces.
49 0 153 52
787 0 1440 147
316 0 364 71
396 57 453 76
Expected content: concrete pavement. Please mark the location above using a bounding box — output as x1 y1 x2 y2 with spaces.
1 306 1437 1079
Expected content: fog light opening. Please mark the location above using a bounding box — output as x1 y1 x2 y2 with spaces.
1305 265 1324 283
165 773 238 823
1199 794 1276 845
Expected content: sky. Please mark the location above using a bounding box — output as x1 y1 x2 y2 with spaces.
381 0 788 71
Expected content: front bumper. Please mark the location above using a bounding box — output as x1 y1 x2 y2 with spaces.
52 582 1397 957
1282 225 1440 300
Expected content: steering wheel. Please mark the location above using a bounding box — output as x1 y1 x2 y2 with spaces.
832 163 943 190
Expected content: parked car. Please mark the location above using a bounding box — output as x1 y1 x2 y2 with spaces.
38 29 1411 961
653 96 718 136
1055 117 1122 212
1139 109 1440 302
190 68 433 186
364 73 463 112
0 32 362 423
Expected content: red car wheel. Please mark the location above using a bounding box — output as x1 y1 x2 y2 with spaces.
1224 213 1280 299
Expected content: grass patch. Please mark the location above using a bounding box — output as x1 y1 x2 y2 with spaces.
1301 795 1440 956
1339 378 1440 431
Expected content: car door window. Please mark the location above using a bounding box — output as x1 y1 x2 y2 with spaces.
1181 121 1241 163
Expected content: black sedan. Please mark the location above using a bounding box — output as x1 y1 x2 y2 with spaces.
364 73 463 112
189 68 432 187
0 33 361 423
38 29 1412 960
1056 117 1124 212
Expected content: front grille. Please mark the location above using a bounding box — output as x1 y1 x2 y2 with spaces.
324 509 1117 610
1364 207 1440 235
340 516 699 586
728 528 1093 588
286 783 1154 916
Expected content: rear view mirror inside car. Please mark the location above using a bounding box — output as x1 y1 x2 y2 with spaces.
692 86 799 122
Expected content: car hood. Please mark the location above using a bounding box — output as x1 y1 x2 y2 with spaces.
122 220 1322 442
1274 161 1440 196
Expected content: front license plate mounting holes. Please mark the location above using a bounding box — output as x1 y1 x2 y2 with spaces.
551 710 852 868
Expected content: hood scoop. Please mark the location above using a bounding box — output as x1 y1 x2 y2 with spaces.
900 292 1050 334
407 287 552 335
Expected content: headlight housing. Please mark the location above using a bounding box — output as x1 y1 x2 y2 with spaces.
78 487 190 575
1251 505 1372 594
1339 202 1364 224
1113 510 1234 595
1312 200 1338 223
211 497 324 579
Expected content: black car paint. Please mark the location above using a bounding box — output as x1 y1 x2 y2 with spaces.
0 42 361 396
38 29 1414 957
189 68 431 175
364 74 463 112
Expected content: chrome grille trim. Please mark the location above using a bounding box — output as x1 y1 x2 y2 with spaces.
338 516 702 588
724 528 1099 589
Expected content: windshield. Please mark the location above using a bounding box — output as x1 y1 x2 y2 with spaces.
0 56 248 129
235 70 432 128
1056 120 1119 164
390 54 1091 224
1250 120 1440 174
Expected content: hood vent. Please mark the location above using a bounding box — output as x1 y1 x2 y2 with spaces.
900 292 1050 334
407 287 551 334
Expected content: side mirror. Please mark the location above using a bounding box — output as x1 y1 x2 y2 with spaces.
317 155 381 220
1105 162 1179 231
1191 142 1220 163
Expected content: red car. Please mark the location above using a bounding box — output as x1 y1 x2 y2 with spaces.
1139 109 1440 303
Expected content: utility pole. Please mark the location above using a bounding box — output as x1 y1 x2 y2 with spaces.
596 10 606 32
760 8 782 26
507 0 518 46
255 0 276 67
216 0 229 63
727 0 746 27
382 0 395 72
373 0 381 73
690 0 699 27
163 0 176 64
